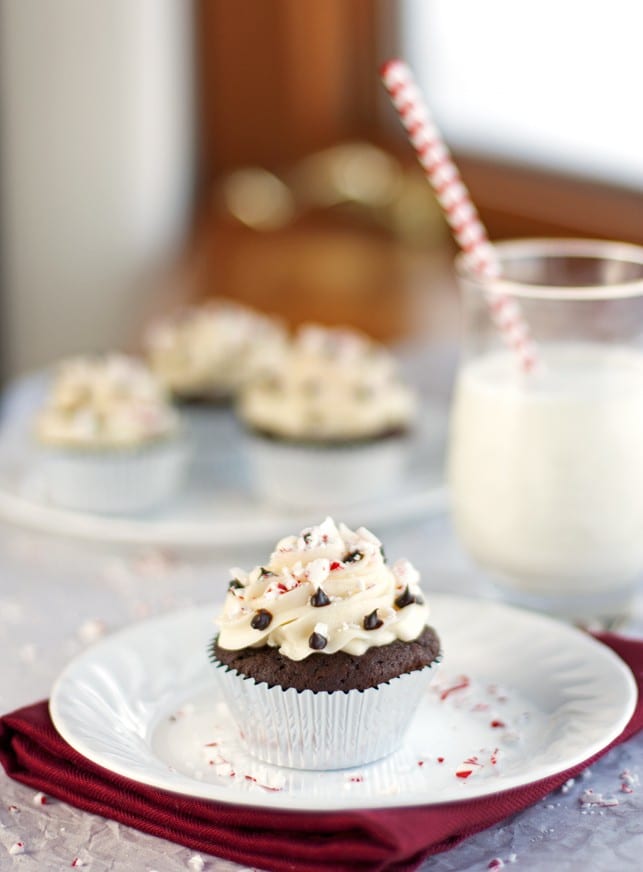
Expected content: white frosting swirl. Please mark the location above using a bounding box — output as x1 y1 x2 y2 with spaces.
238 324 416 441
37 355 179 449
144 300 286 398
216 517 429 660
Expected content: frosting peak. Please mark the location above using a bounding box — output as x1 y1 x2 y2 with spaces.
144 299 286 398
238 324 416 441
216 518 429 660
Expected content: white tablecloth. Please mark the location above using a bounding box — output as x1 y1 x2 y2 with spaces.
1 514 642 872
1 344 642 871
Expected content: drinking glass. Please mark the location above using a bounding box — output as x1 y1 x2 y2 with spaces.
448 238 643 624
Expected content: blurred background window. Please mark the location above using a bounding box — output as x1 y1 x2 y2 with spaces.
403 0 643 189
2 0 643 383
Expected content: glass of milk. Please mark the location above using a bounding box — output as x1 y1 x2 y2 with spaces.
448 238 643 624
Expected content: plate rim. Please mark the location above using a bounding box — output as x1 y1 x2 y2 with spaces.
0 387 447 549
0 483 447 549
49 595 638 811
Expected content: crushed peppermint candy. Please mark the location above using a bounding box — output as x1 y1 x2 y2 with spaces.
391 557 420 589
187 855 205 871
18 644 37 664
620 769 639 793
262 580 287 600
9 842 25 855
306 558 331 588
462 755 484 768
71 858 86 867
203 743 285 792
486 683 509 703
296 517 342 551
488 860 504 870
32 792 49 805
131 547 177 577
77 619 107 645
438 676 471 701
579 788 619 808
560 777 575 794
452 749 500 778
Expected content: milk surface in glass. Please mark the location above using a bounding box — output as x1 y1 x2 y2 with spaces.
448 342 643 596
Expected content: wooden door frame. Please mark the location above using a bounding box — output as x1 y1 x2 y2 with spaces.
193 1 643 244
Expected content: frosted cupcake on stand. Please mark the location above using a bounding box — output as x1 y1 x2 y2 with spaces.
143 299 287 403
36 354 186 514
237 324 417 507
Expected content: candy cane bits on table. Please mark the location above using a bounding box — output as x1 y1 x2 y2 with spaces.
380 58 538 373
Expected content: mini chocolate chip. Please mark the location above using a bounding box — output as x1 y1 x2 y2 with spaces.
309 631 327 650
310 587 331 607
228 579 243 591
379 545 387 563
302 532 313 544
343 550 363 564
394 586 415 609
250 609 273 630
258 567 274 578
363 609 383 630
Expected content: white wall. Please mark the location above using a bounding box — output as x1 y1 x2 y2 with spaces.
0 0 195 376
402 0 643 189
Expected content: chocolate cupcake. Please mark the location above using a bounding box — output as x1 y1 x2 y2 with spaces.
143 299 286 404
237 324 417 508
36 354 187 514
210 517 441 769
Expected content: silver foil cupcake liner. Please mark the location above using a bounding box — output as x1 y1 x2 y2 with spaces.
214 658 440 770
39 436 188 514
242 432 410 509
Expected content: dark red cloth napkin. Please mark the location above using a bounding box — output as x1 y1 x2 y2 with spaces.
1 632 641 872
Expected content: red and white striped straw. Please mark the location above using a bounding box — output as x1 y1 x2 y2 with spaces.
380 59 538 372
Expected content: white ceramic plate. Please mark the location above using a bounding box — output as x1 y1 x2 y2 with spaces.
49 595 637 811
0 374 446 549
